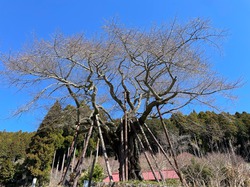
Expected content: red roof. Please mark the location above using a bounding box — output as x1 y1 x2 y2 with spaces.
103 169 179 182
103 172 120 183
142 170 179 181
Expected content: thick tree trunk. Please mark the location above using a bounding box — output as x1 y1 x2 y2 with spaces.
127 127 143 181
116 119 144 181
130 121 159 182
123 92 129 181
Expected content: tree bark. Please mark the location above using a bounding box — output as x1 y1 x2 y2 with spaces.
130 121 159 182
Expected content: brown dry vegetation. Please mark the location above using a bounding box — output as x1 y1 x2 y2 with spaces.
49 151 250 187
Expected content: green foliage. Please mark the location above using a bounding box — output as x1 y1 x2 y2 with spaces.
166 111 250 160
0 131 34 186
24 101 93 186
2 97 250 186
24 101 64 186
0 158 15 184
79 163 105 183
0 131 34 161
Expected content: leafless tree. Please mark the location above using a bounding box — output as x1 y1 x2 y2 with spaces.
0 18 239 186
97 19 239 122
91 19 239 185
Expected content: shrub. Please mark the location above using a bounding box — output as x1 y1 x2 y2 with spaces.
181 158 213 186
181 153 250 187
79 163 105 185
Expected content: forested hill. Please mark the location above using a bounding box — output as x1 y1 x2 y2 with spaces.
146 111 250 161
1 110 249 163
0 102 250 186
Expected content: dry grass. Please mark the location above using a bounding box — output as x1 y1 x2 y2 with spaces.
50 152 250 187
95 152 179 176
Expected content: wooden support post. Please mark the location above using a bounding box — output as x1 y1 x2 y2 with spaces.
49 150 56 186
137 120 165 181
88 139 100 187
96 114 113 183
120 121 125 181
67 147 70 157
59 122 80 185
71 148 76 172
143 123 177 171
74 122 94 172
55 159 60 180
73 121 94 187
130 121 159 182
124 91 128 181
156 106 187 187
61 153 66 178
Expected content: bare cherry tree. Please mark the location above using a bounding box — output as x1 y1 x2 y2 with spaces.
98 19 238 122
0 18 239 186
91 19 239 184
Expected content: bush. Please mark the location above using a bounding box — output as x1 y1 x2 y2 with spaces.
79 163 105 185
181 158 213 186
181 153 250 187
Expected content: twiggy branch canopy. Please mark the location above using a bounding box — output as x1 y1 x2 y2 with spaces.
0 19 239 122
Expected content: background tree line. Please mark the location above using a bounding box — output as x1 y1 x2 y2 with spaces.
0 131 34 186
146 111 250 161
0 101 249 186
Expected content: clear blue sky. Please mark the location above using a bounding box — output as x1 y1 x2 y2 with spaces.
0 0 250 132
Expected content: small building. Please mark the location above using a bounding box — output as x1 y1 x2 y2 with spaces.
103 169 179 182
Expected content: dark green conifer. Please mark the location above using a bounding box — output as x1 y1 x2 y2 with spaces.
25 101 64 186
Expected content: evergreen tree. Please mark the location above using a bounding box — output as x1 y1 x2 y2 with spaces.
0 158 15 185
25 101 64 186
0 131 34 186
234 112 250 161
